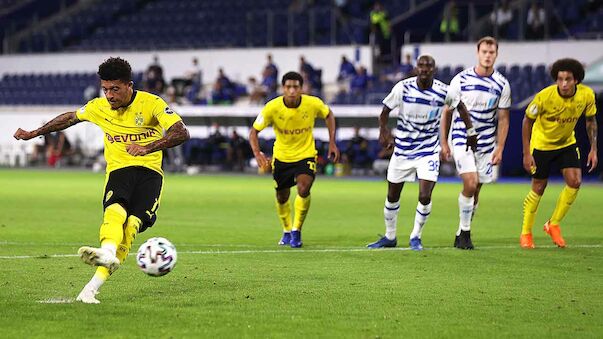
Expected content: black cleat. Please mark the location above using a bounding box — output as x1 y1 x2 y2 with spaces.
454 230 474 250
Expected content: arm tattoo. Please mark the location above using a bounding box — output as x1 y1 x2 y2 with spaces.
34 112 80 136
586 116 598 148
145 121 190 153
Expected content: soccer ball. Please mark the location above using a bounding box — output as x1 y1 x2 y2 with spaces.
136 237 177 277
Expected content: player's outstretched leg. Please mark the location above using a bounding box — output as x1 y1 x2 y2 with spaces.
76 204 126 303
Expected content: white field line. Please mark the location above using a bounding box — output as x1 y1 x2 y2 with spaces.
1 244 602 259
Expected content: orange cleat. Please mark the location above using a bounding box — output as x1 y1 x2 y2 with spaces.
520 233 535 249
543 221 566 248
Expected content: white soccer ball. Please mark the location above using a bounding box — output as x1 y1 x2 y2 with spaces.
136 237 177 277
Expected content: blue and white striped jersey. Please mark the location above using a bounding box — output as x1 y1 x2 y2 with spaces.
383 76 448 159
446 67 511 154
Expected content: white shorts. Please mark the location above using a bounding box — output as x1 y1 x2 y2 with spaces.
387 153 440 183
452 145 496 183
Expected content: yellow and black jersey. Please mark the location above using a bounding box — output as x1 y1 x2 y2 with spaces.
253 94 330 162
526 84 596 151
76 90 182 175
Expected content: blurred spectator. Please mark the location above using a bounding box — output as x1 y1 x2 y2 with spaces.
350 66 369 94
260 66 277 100
370 1 391 58
226 130 250 171
211 68 235 104
440 1 461 42
143 55 165 95
337 55 357 82
207 123 229 165
490 0 513 39
185 57 203 88
346 127 371 169
526 2 545 40
397 53 415 80
46 131 74 167
264 54 279 92
247 77 265 105
300 56 322 96
301 70 313 95
300 55 315 76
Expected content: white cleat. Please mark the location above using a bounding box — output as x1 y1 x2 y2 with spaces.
78 246 120 273
76 287 100 304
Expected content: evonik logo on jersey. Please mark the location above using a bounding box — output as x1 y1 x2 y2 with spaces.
106 130 157 143
275 126 312 135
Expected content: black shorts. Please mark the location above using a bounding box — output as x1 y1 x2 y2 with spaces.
103 166 163 233
273 157 316 190
532 144 580 179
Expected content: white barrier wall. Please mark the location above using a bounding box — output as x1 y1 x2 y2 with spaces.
0 46 372 85
0 105 385 162
402 40 603 67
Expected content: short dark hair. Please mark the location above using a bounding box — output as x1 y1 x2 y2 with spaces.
550 58 585 83
281 71 304 87
98 57 132 83
477 36 498 51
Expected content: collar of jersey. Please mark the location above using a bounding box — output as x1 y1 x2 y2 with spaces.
282 95 302 108
113 90 137 110
556 86 577 99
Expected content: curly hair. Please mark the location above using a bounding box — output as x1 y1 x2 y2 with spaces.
281 71 304 87
550 58 585 83
98 57 132 83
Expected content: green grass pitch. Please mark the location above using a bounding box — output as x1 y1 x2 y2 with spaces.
0 169 601 338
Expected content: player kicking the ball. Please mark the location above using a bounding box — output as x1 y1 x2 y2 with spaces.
13 57 189 303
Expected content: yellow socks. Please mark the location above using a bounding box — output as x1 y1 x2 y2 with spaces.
293 194 311 231
99 203 127 252
275 199 292 232
116 216 141 264
522 190 542 235
550 186 579 225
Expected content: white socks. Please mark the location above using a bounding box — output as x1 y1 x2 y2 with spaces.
457 193 475 235
410 201 432 239
101 243 117 257
384 199 400 240
86 274 106 292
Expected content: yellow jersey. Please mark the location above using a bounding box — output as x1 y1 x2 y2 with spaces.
526 84 596 151
76 90 182 175
253 95 330 162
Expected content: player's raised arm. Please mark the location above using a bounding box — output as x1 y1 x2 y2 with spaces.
586 115 598 172
127 121 190 156
14 111 80 141
325 109 340 162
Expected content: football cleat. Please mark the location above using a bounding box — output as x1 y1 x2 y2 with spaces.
290 230 302 248
409 237 423 251
543 221 566 248
367 235 397 249
454 230 474 250
278 232 292 246
78 246 120 272
520 233 535 249
76 286 100 304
